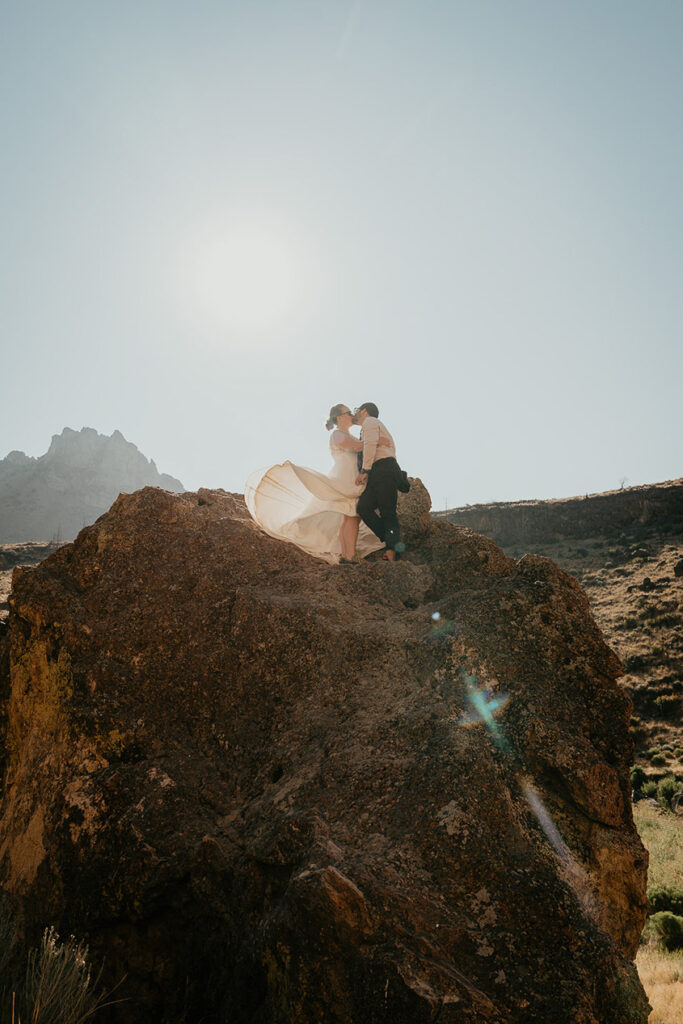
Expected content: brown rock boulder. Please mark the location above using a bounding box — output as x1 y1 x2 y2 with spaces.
0 486 649 1023
397 475 432 543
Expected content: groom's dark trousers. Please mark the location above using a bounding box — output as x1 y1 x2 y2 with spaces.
357 457 401 551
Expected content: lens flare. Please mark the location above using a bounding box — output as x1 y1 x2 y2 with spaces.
427 612 456 644
458 674 510 753
519 777 572 864
447 664 600 923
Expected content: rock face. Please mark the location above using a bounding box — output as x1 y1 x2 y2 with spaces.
0 483 649 1023
0 427 184 543
434 479 683 548
0 543 65 624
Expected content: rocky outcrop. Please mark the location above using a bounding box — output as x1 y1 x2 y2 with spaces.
0 543 65 624
0 427 184 543
434 479 683 548
0 483 649 1023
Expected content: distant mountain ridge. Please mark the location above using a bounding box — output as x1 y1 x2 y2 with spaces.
0 427 184 542
433 478 683 546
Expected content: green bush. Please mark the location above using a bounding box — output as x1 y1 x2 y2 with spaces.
654 694 680 718
630 765 647 791
656 775 683 811
648 911 683 951
674 748 683 760
648 884 683 916
642 780 658 798
649 752 667 767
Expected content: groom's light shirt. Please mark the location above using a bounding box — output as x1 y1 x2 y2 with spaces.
361 417 396 472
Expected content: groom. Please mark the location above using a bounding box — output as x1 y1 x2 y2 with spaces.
354 402 405 562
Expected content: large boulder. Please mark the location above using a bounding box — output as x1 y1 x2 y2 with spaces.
0 486 649 1023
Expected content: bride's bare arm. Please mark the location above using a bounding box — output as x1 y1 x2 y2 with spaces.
331 430 362 452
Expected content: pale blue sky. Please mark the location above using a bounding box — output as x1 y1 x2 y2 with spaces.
1 0 681 508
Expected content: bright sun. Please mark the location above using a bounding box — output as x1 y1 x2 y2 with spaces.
183 216 307 336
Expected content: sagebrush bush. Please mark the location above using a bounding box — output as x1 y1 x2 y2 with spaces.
648 884 683 916
657 775 683 811
654 695 680 719
648 912 683 951
642 780 658 798
1 920 114 1024
631 765 647 791
14 926 108 1024
650 752 667 767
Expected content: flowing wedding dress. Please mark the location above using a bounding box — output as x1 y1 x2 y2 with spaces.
245 433 384 564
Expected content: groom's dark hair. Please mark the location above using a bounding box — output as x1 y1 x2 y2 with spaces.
358 402 379 418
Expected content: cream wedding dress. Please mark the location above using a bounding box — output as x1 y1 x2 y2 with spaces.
245 433 384 564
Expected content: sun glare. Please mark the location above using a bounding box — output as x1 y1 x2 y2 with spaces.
180 215 310 337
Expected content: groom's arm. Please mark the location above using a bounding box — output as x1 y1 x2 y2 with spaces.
360 418 380 472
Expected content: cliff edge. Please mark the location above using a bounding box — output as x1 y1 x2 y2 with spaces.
0 484 649 1022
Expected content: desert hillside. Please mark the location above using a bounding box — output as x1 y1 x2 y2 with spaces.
436 480 683 779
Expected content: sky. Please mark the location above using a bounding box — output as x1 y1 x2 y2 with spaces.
1 0 681 510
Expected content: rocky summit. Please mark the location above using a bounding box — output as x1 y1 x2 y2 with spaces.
0 427 184 543
0 483 649 1023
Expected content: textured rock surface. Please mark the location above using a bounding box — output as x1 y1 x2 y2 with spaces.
0 427 184 543
0 543 65 623
0 486 649 1023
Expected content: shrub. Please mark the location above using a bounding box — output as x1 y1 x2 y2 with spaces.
654 695 680 719
631 765 647 791
674 748 683 760
650 752 667 767
642 780 658 798
618 618 640 632
648 911 683 951
653 613 682 628
657 775 683 811
4 925 114 1024
648 884 683 916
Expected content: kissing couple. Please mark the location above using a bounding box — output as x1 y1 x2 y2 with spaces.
245 401 409 566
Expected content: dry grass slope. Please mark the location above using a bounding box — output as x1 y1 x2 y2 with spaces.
635 947 682 1024
633 802 683 1022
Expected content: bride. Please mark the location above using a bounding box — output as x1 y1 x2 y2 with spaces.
244 404 384 564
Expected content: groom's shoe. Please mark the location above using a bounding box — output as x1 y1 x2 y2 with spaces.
338 557 359 566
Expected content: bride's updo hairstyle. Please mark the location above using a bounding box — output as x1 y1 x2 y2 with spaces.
325 404 348 431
